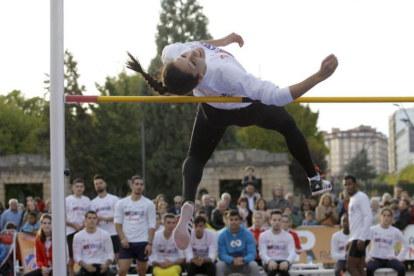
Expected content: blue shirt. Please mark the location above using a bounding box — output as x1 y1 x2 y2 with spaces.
0 209 22 230
21 220 40 234
218 225 256 264
0 244 6 263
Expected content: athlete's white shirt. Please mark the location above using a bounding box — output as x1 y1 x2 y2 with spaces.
366 224 408 261
331 230 349 261
161 42 293 110
185 228 218 263
258 229 296 264
66 195 91 235
148 230 185 266
156 225 165 233
73 228 114 265
91 193 119 236
349 191 372 241
114 195 156 242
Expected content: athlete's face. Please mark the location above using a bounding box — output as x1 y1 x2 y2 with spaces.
271 214 282 231
229 215 240 232
344 179 357 196
130 179 144 195
85 213 98 230
194 222 206 238
341 216 349 231
72 182 85 197
174 47 207 79
94 178 106 193
253 213 263 228
380 210 393 226
164 217 176 232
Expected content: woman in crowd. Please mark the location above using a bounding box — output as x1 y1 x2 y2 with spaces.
254 198 270 229
21 200 42 226
315 194 338 227
366 208 408 276
237 197 252 227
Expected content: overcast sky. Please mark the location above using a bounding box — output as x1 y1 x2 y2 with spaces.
1 0 413 136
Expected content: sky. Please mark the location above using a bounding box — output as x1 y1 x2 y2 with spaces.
1 0 414 137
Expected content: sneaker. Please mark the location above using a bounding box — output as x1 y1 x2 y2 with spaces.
310 178 332 196
173 201 194 250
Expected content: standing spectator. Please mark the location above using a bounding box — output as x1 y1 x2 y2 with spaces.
297 199 311 222
25 196 34 207
21 212 40 235
401 190 410 202
381 193 391 206
267 184 291 211
66 179 91 276
285 193 300 215
308 196 318 212
315 194 338 227
336 190 350 223
282 206 301 228
195 210 215 232
73 211 114 276
259 210 296 276
22 214 55 276
34 197 45 213
194 200 201 213
394 184 403 201
0 199 22 230
22 200 42 226
248 211 266 266
211 200 227 230
210 196 217 208
366 208 408 276
0 202 5 217
148 214 185 276
216 210 259 276
281 215 302 255
393 199 411 230
331 214 350 276
344 175 372 276
243 183 261 212
43 199 51 214
302 211 317 226
237 197 252 228
157 202 168 219
371 199 380 225
255 198 270 229
168 196 182 215
221 193 236 210
200 194 214 221
242 166 258 187
115 175 156 276
185 216 217 276
91 175 120 263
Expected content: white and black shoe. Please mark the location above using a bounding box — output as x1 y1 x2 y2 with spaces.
173 201 194 250
309 176 332 196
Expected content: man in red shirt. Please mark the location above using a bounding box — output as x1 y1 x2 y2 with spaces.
282 214 302 255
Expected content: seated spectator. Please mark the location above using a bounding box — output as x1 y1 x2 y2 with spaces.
331 214 350 276
149 214 185 276
302 211 317 226
210 196 217 208
243 183 261 212
248 211 266 266
157 202 168 219
267 184 291 211
200 194 214 221
216 210 259 276
371 199 380 226
221 193 236 210
297 199 311 222
211 200 228 230
0 222 17 234
393 199 411 230
237 197 252 227
1 199 22 230
336 190 350 223
381 193 391 207
0 236 7 266
281 215 302 255
22 200 42 226
259 210 296 276
155 212 164 233
285 193 300 215
196 210 215 232
390 199 400 222
216 210 230 236
401 190 410 202
282 206 301 228
73 211 114 276
155 194 167 205
18 203 25 213
315 194 338 227
168 196 182 215
35 197 45 213
43 198 51 214
21 212 40 235
255 198 270 229
308 196 318 212
366 208 408 276
185 216 217 276
194 200 201 213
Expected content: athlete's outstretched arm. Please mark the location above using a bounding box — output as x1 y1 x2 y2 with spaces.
289 54 339 100
201 32 244 48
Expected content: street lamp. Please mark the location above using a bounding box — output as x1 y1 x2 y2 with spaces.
393 104 414 131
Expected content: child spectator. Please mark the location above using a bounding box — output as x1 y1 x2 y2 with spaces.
302 211 317 226
237 197 252 228
282 205 301 228
21 212 40 235
242 166 258 187
22 200 42 226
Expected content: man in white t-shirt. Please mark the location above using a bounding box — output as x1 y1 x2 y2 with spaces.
185 215 217 276
73 210 114 276
259 210 296 276
66 179 91 276
344 175 372 276
91 174 120 263
331 214 350 276
148 214 185 276
114 175 156 276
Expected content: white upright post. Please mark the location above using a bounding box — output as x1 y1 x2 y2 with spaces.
50 0 67 274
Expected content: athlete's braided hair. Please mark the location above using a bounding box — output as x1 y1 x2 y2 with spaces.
126 52 199 95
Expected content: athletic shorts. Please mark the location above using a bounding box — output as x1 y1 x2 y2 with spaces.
66 232 77 258
111 235 120 254
348 239 370 258
119 242 148 262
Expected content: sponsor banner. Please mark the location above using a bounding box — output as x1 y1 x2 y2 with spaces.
403 225 414 260
17 233 37 273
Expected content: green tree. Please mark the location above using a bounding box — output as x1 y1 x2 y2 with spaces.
345 149 377 194
399 164 414 183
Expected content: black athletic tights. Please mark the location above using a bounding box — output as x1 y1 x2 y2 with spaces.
182 103 317 203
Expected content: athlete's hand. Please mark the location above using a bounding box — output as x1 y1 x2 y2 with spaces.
317 54 338 82
100 264 109 274
223 32 244 47
366 258 373 264
357 240 365 251
268 260 278 271
144 244 152 258
85 264 97 273
279 261 289 271
121 238 129 249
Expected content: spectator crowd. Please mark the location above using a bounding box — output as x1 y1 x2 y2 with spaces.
0 166 412 276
